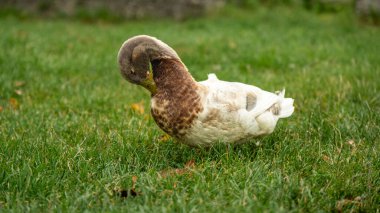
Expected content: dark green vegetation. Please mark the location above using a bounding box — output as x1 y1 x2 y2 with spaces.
0 6 379 212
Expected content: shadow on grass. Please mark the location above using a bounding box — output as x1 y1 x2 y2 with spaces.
140 135 280 171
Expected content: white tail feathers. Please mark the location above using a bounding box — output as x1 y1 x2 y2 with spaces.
207 73 218 81
277 89 294 118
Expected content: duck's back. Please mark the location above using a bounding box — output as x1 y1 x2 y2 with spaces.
181 74 294 147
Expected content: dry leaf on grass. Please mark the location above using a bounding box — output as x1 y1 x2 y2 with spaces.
9 98 19 109
14 81 25 87
322 155 330 163
132 175 138 189
0 106 3 112
159 159 196 178
347 140 355 146
185 159 195 168
336 196 363 212
14 90 23 96
130 101 145 114
158 134 171 142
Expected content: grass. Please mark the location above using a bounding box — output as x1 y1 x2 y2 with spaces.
0 6 379 212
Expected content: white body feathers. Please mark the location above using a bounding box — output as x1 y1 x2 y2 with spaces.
180 73 294 147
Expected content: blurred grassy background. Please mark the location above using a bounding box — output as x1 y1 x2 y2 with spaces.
0 0 379 23
0 1 379 212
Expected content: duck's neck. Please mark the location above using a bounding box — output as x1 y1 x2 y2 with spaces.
151 59 197 94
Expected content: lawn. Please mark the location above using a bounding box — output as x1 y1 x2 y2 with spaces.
0 5 379 212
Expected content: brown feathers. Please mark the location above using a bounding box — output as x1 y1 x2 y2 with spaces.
118 35 204 139
150 59 203 137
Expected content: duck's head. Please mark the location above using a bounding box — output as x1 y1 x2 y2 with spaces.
118 35 180 94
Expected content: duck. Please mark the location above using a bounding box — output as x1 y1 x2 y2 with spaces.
118 35 294 147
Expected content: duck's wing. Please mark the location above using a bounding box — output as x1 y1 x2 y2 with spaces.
199 73 287 116
197 73 294 136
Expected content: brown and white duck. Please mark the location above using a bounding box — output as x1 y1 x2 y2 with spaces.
118 35 294 147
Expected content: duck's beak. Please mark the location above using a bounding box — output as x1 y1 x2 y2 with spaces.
140 63 157 95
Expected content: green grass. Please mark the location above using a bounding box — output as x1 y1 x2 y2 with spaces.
1 6 379 212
